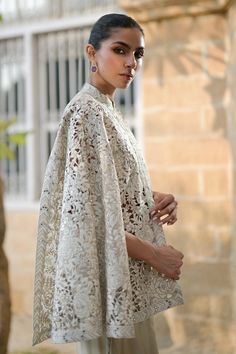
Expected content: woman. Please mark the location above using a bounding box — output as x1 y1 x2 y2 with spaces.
33 13 184 354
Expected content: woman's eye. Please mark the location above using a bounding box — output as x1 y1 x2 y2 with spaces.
113 47 125 54
135 51 144 59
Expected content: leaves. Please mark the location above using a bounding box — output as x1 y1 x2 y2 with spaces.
0 143 15 159
0 118 30 160
0 117 17 132
8 132 28 145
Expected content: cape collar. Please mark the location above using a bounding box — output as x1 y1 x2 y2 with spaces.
82 82 115 110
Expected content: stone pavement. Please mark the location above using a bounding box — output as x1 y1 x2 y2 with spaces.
9 314 75 354
8 314 229 354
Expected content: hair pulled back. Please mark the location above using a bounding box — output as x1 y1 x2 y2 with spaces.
88 13 144 50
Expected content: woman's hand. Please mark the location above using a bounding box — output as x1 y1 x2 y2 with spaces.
150 191 178 226
125 232 184 280
146 244 184 280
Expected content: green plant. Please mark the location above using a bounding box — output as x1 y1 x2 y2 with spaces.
0 118 28 160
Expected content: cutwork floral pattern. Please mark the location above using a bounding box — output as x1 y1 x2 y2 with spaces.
33 83 183 345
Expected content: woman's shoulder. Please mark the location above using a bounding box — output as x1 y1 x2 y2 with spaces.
58 90 108 141
64 89 104 120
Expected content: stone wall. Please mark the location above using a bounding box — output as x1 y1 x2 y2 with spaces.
228 2 236 351
4 209 76 353
119 1 235 353
5 211 38 317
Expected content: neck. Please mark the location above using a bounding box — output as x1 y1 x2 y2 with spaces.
89 76 116 101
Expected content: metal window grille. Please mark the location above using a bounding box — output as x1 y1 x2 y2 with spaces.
0 37 26 196
0 11 141 201
37 28 138 182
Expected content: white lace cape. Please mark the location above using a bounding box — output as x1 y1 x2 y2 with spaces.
33 83 183 345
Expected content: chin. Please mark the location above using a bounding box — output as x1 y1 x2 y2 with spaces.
117 82 132 89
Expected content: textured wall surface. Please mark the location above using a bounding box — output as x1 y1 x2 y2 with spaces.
140 4 235 354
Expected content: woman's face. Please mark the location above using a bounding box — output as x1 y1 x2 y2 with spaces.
88 27 145 96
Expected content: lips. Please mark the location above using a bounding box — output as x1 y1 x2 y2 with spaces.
120 73 134 80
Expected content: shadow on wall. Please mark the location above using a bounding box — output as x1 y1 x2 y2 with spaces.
143 15 234 354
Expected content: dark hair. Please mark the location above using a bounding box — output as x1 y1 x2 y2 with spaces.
88 13 144 50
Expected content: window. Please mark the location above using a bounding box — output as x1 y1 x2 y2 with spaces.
0 37 27 196
0 12 142 202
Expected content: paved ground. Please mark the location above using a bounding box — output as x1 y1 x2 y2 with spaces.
9 315 75 354
8 314 231 354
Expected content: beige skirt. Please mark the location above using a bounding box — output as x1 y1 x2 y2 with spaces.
76 317 159 354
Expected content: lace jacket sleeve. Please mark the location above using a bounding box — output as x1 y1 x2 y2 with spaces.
33 98 135 345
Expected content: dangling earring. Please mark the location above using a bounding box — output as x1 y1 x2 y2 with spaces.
91 63 98 73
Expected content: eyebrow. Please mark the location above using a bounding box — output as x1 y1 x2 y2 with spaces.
112 41 144 51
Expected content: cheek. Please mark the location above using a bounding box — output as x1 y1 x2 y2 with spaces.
99 52 120 68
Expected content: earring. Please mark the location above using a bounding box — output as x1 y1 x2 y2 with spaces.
91 63 97 73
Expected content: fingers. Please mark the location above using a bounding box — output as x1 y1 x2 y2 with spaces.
150 193 178 226
160 213 177 226
155 193 177 211
175 266 182 279
153 245 184 280
152 212 177 226
168 245 184 260
168 246 184 279
152 192 177 211
150 209 177 222
169 264 183 280
157 200 177 218
162 268 181 281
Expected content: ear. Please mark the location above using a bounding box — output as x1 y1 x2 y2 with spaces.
85 44 96 62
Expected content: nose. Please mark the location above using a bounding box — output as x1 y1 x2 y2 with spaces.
125 54 137 70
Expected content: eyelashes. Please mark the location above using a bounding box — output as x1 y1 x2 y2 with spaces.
113 47 144 59
113 47 125 55
135 51 144 59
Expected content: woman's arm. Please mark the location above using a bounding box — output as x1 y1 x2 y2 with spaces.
125 231 183 280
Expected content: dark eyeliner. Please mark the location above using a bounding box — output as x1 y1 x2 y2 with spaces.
135 50 144 59
113 47 125 54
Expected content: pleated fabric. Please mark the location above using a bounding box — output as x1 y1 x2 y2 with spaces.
77 318 159 354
